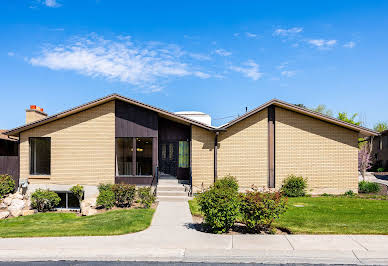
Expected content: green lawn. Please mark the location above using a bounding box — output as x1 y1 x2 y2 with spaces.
189 196 388 234
0 209 155 238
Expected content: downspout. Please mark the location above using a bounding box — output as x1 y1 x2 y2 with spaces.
214 131 219 183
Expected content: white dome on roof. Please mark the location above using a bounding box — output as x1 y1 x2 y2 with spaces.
175 111 211 126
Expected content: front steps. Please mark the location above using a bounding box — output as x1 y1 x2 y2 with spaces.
157 178 189 202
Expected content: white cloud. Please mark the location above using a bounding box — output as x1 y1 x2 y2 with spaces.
29 34 211 91
7 52 15 57
277 62 288 70
344 41 356 48
230 60 262 81
308 39 337 49
43 0 61 8
188 53 211 61
214 49 232 57
233 33 240 37
281 70 297 77
245 32 258 38
273 27 303 36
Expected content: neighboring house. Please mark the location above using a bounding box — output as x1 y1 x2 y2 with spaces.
0 130 19 187
3 94 377 201
371 130 388 170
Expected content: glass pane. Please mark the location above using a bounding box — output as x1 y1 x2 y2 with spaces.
178 141 189 168
56 192 67 208
116 138 133 176
136 138 153 176
161 144 166 160
30 138 50 175
169 143 174 160
68 193 80 209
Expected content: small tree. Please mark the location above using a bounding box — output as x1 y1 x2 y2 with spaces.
70 185 84 211
374 122 388 133
359 144 372 180
337 112 362 126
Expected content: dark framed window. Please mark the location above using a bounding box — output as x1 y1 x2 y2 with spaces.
116 137 153 176
56 191 81 209
30 137 51 175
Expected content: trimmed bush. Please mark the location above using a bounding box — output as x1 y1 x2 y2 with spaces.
137 187 155 208
239 191 287 233
280 175 307 197
344 190 355 197
0 174 15 199
359 181 380 194
112 184 136 207
377 168 385 173
214 175 239 192
70 185 84 209
196 186 240 234
31 189 61 212
97 184 115 209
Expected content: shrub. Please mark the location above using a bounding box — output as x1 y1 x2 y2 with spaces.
239 191 287 232
377 168 385 173
359 181 380 194
214 175 239 192
0 174 15 199
96 184 115 209
344 190 355 197
31 189 61 212
137 187 155 208
280 175 307 197
112 184 136 207
70 185 84 209
196 186 239 234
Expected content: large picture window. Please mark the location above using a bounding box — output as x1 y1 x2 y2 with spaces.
30 137 51 175
116 137 153 176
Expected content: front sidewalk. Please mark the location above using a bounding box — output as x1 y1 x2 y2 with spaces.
1 201 388 264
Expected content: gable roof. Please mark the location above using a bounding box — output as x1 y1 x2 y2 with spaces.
4 94 215 137
218 99 378 137
3 95 378 137
0 130 18 141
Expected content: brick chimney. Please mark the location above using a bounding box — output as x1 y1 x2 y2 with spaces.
26 105 47 124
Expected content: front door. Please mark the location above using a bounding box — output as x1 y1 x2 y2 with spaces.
159 141 178 176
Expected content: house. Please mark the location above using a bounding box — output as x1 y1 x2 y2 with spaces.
3 94 378 201
0 130 19 188
371 130 388 170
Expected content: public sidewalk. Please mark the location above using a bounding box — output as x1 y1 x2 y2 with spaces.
1 201 388 264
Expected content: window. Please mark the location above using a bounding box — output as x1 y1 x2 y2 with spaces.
116 138 133 176
161 144 166 160
136 138 153 175
116 137 153 176
30 137 51 175
56 191 81 209
169 143 174 160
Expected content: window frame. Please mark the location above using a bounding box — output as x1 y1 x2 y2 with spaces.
29 137 51 176
115 137 154 177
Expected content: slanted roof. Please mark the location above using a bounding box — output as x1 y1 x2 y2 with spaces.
218 99 378 137
4 94 216 137
0 130 18 141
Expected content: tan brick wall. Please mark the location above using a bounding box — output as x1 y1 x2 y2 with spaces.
191 125 214 192
218 109 268 190
275 107 359 194
19 101 115 186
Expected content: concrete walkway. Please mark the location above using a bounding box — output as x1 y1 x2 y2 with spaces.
1 201 388 264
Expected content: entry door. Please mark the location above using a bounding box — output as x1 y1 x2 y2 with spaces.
159 141 178 176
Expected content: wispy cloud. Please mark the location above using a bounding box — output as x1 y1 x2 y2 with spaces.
230 60 262 81
343 41 356 48
29 34 211 91
245 32 258 38
214 49 232 57
277 62 288 70
273 27 303 37
281 70 297 77
7 52 15 57
188 53 211 61
308 39 337 49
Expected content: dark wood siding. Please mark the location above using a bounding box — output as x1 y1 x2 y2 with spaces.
115 100 158 184
115 100 158 138
159 117 191 180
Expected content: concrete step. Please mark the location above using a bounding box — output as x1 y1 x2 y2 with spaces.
157 185 186 192
157 195 188 202
157 191 188 197
158 179 179 185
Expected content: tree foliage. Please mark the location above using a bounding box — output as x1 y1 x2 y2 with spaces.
337 112 362 126
374 122 388 133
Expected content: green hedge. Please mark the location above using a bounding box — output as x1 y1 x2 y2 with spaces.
31 189 61 212
359 181 380 194
0 174 15 199
280 175 307 197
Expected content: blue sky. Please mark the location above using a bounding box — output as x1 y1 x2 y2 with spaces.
1 0 387 129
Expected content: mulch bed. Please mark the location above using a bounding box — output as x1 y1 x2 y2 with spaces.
190 215 289 235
